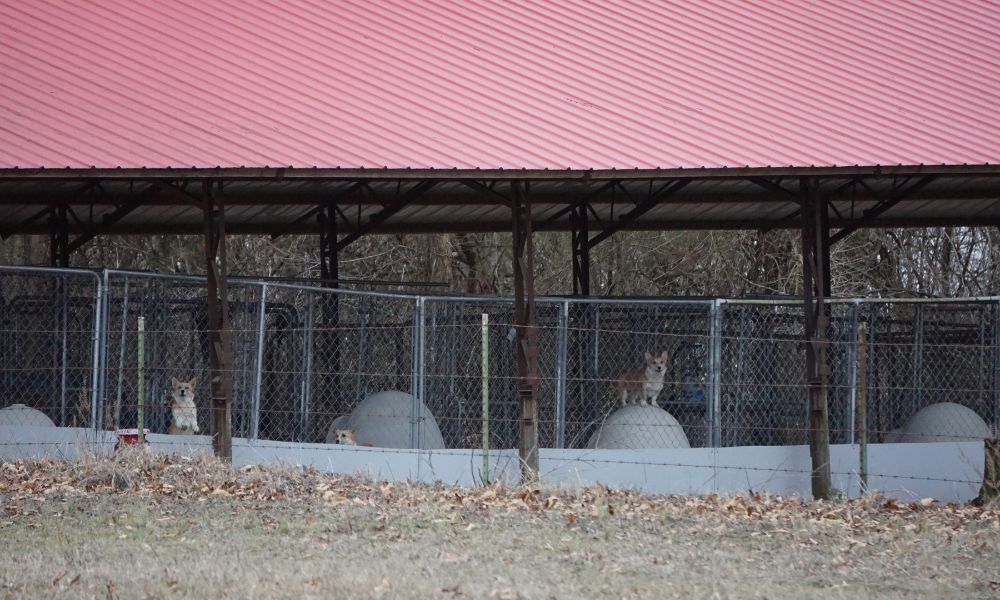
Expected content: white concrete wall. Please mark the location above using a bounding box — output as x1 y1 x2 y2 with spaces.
0 426 985 503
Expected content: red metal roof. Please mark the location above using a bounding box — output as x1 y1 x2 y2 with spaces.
1 0 998 170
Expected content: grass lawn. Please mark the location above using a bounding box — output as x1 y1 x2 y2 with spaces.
1 452 998 599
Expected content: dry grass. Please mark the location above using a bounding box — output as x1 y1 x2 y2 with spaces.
1 451 999 599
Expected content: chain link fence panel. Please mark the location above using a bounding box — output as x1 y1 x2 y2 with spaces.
563 300 714 449
0 267 100 429
98 272 262 437
1 266 997 451
422 297 562 449
860 300 998 443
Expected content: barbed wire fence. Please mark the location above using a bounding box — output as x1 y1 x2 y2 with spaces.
0 265 997 493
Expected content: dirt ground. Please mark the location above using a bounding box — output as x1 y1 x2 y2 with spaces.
0 453 998 599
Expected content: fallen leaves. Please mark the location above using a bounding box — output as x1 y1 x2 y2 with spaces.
0 451 996 546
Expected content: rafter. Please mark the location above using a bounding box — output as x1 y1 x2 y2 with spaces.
270 182 364 240
586 179 691 249
536 180 616 229
458 180 511 203
65 184 161 254
829 175 937 245
336 180 437 251
747 176 798 200
0 207 50 239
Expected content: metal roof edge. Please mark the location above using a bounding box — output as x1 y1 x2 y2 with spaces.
1 164 999 181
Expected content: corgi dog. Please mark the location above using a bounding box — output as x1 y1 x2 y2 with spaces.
167 377 200 435
332 428 357 445
614 351 670 406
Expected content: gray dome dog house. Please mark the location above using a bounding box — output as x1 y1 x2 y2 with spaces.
899 402 992 443
586 404 690 450
325 391 446 449
0 404 55 428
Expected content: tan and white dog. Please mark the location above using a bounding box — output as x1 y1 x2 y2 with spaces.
332 428 357 445
167 377 200 435
614 351 670 406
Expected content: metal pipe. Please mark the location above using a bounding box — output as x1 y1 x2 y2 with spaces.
251 283 267 440
709 299 723 448
99 269 420 300
356 307 369 404
137 316 145 446
725 296 1000 305
0 265 98 276
731 305 748 446
867 310 881 441
93 269 110 430
978 307 987 417
912 305 924 415
113 278 130 430
846 302 860 446
58 277 69 426
481 312 490 482
409 297 420 444
994 300 1000 437
300 295 316 442
554 300 569 449
857 321 869 491
413 296 426 451
19 267 1000 305
33 268 1000 306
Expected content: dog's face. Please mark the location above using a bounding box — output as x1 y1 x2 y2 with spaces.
333 429 357 445
169 377 197 402
643 351 669 376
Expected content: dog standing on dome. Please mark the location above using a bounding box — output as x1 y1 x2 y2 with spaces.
614 351 670 407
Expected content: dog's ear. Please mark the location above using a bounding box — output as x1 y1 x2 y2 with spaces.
188 377 198 387
170 377 180 387
644 351 653 362
660 350 669 361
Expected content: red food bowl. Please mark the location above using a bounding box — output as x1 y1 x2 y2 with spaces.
114 428 151 452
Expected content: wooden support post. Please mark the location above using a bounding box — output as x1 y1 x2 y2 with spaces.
511 180 540 481
571 203 590 296
48 204 69 267
319 200 340 285
317 200 342 441
203 182 234 460
800 177 832 500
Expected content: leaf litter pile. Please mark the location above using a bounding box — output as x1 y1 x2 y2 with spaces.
1 450 998 599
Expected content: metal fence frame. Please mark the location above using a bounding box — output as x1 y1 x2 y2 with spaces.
1 266 998 449
0 266 103 430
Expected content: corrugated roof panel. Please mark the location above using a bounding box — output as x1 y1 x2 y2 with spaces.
1 1 998 170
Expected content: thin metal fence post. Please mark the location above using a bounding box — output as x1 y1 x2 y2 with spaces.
979 306 988 415
912 304 924 415
300 294 316 442
709 300 723 448
554 300 569 449
867 307 882 441
481 312 490 483
58 277 69 426
857 321 869 491
251 283 267 440
994 300 1000 437
409 298 420 440
113 278 130 430
413 296 426 450
137 316 145 446
89 271 105 431
846 302 860 446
